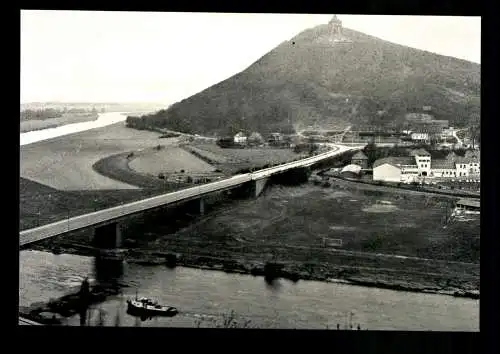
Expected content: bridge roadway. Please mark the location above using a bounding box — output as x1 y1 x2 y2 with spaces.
20 144 357 247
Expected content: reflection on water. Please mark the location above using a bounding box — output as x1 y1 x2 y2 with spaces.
19 250 479 330
93 255 124 285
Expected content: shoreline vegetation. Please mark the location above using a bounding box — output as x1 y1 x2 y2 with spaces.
20 106 102 134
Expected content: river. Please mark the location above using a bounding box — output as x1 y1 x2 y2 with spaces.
18 115 479 330
20 112 128 146
19 250 479 330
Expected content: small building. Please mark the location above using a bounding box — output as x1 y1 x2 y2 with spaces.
350 151 368 169
340 164 362 179
456 198 480 212
410 132 429 142
233 132 247 145
373 157 414 183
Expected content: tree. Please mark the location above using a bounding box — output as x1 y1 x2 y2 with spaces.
248 132 264 146
363 141 378 167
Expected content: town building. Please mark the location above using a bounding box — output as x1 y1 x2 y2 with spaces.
233 132 248 145
373 148 480 184
350 151 368 169
340 164 362 179
410 132 430 143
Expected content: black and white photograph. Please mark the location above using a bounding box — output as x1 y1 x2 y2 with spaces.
19 11 480 331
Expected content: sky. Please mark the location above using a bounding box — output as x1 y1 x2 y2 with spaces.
20 11 481 105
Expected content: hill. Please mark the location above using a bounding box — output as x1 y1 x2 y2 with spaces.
132 22 480 136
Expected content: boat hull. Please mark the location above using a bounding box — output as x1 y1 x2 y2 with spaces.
126 301 178 318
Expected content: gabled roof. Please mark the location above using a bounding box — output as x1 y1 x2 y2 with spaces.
341 164 362 174
373 157 415 169
409 148 431 157
431 159 455 169
351 151 368 160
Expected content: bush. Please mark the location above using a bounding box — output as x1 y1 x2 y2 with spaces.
158 173 165 179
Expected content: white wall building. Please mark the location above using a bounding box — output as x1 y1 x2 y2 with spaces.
233 132 247 144
410 132 429 142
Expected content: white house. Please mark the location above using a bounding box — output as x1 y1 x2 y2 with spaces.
233 132 247 144
410 132 429 142
373 157 415 183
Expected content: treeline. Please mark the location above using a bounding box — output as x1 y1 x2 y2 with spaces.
20 108 63 121
20 107 100 121
125 110 196 134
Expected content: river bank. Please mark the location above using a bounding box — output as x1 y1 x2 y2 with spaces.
20 112 99 133
27 239 479 301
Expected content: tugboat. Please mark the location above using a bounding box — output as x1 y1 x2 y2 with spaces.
126 293 178 318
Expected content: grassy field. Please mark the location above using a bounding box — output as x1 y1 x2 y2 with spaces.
20 113 99 133
183 144 306 175
19 178 167 231
20 123 177 190
133 180 479 293
28 175 480 295
129 146 217 176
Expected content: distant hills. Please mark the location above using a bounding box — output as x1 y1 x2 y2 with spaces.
103 22 481 136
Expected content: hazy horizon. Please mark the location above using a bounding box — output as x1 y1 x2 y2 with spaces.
21 12 481 105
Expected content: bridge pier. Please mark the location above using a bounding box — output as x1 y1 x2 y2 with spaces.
93 222 123 249
186 198 206 215
251 178 269 198
199 198 205 215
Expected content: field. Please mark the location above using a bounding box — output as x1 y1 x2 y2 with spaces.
20 113 99 133
28 174 480 295
19 177 165 231
129 147 217 176
132 179 479 293
20 123 176 191
184 143 306 175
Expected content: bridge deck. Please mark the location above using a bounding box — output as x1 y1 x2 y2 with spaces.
20 144 359 246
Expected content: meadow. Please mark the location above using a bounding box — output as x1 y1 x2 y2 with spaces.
183 143 306 175
20 123 176 191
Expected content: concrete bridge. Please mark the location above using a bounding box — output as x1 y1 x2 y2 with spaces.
19 144 359 248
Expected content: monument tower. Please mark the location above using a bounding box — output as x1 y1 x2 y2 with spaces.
329 15 343 38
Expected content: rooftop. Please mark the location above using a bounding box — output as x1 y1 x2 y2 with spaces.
341 164 362 174
373 156 415 169
409 148 431 157
431 159 455 169
351 151 368 160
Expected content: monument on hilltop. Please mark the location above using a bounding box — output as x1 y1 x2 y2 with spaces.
329 15 343 37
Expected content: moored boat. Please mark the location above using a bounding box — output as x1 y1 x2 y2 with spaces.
126 296 178 317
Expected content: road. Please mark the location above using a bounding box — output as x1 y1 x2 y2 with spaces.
20 144 358 246
19 316 42 325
